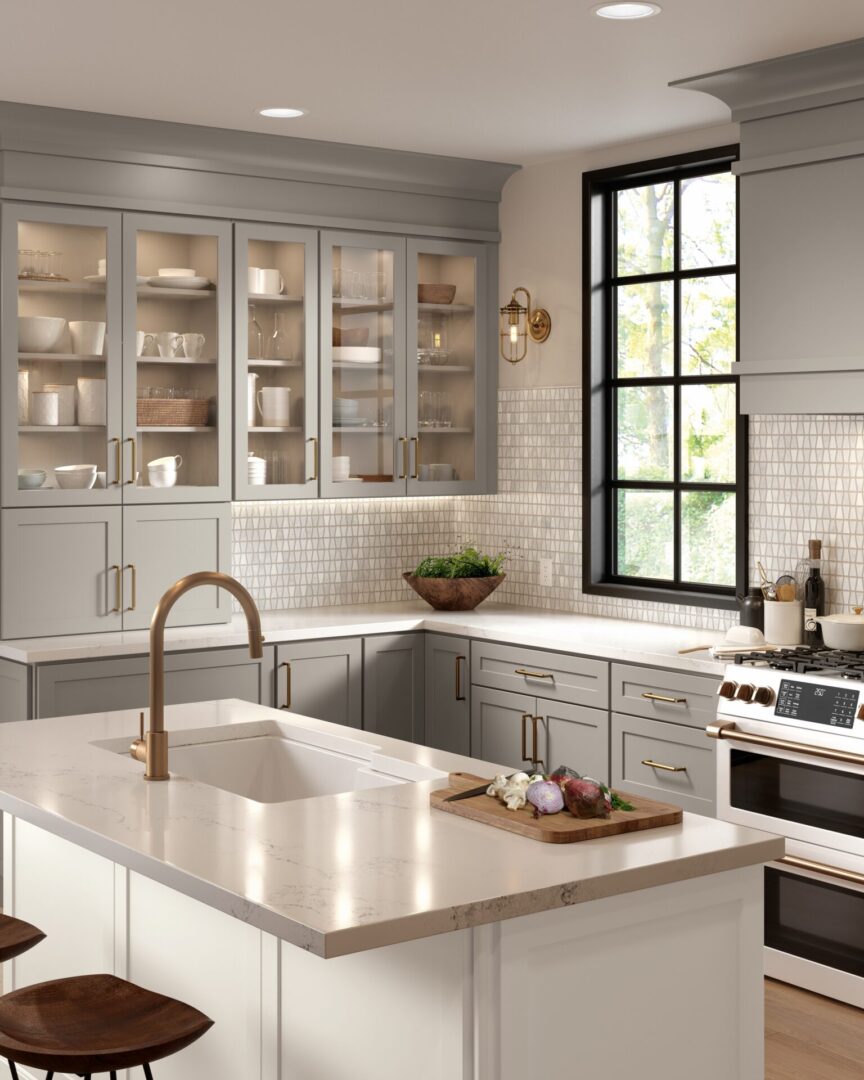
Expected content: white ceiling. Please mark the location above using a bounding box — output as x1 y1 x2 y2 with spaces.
3 0 864 164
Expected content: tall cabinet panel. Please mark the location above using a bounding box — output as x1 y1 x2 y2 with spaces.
320 233 407 497
2 203 123 508
234 224 319 499
122 214 231 503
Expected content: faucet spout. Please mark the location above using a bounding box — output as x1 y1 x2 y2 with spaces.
131 572 264 781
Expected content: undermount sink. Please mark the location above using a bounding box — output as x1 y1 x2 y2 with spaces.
94 718 446 804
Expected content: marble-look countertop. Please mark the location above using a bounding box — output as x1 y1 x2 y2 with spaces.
0 699 783 957
0 602 726 676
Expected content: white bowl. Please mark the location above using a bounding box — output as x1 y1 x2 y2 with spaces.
19 316 66 353
17 469 46 490
54 464 97 490
815 614 864 651
158 267 195 278
148 468 178 489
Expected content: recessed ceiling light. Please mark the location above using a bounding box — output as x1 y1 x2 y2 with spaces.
593 2 661 18
258 107 307 119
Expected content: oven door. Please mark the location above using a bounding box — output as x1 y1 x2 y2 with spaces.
764 846 864 1008
713 719 864 859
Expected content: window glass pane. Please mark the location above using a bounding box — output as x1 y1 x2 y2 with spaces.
616 490 674 580
680 383 736 483
616 183 674 276
616 281 673 378
681 172 736 270
681 275 736 376
681 491 736 587
617 385 673 481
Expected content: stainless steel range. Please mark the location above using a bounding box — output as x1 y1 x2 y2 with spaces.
710 647 864 1009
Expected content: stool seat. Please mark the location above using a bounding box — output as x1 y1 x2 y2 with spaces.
0 916 45 965
0 973 213 1074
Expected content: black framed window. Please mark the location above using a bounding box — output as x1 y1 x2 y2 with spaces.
582 147 746 609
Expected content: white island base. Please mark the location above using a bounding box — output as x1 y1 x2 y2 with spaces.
3 818 764 1080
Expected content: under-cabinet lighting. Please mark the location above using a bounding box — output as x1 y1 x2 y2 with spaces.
593 2 661 18
258 107 307 118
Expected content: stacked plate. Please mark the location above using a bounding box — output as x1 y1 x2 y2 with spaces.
333 398 360 426
248 454 267 486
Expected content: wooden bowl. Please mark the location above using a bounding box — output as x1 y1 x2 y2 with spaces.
418 283 456 305
403 572 505 611
333 327 370 347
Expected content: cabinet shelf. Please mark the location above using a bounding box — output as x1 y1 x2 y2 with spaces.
417 427 474 435
418 303 474 314
18 280 104 296
332 427 393 435
136 356 218 365
137 285 216 301
248 293 303 305
19 425 106 433
333 300 394 314
137 426 215 434
247 358 303 368
418 365 473 374
18 352 104 363
249 427 303 434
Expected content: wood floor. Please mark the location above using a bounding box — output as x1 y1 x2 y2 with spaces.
766 978 864 1080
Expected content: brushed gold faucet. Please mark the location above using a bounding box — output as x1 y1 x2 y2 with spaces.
131 572 264 781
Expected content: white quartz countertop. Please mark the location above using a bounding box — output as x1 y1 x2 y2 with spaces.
0 699 783 957
0 601 726 675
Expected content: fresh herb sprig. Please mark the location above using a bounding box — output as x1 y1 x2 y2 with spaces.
413 546 505 579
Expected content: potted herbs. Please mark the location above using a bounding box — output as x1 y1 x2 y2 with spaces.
403 547 506 611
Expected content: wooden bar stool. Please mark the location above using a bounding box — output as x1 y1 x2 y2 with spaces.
0 914 45 965
0 973 213 1080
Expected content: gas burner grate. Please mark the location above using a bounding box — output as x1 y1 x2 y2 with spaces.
734 647 864 678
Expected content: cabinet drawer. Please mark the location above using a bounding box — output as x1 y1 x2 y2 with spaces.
611 712 715 817
611 663 719 730
471 641 608 709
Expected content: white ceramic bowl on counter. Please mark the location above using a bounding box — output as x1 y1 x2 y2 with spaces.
54 464 97 490
19 316 66 353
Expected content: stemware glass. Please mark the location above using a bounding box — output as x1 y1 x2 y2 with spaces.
267 311 292 360
248 304 264 360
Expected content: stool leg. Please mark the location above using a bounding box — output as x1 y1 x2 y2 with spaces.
143 1065 154 1080
7 1062 19 1080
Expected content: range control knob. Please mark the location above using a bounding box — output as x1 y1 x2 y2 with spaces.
717 680 738 700
735 683 755 703
753 686 776 707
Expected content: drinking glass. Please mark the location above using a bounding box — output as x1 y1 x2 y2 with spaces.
248 304 263 359
437 392 452 428
267 312 292 360
419 391 436 428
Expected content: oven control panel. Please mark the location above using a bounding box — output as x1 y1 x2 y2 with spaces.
717 666 864 736
776 680 858 728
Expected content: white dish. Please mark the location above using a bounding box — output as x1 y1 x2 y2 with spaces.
17 469 46 490
146 276 213 291
83 274 107 284
333 418 370 427
332 346 382 364
19 316 66 353
136 275 149 285
54 464 97 490
158 267 195 278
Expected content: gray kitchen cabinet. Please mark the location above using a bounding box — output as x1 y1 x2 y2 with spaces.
34 646 275 719
275 637 362 729
424 633 470 755
1 507 123 638
121 504 232 630
363 633 424 743
470 640 609 711
611 663 720 731
471 685 609 779
0 658 31 723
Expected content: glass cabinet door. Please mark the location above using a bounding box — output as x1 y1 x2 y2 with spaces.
234 223 318 499
321 233 406 497
122 214 231 503
407 239 488 495
2 204 123 507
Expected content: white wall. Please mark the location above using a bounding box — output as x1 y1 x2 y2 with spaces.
497 122 740 390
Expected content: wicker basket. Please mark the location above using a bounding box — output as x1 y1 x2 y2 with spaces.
137 398 210 427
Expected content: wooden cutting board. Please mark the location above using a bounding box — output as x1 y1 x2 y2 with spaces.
431 772 683 843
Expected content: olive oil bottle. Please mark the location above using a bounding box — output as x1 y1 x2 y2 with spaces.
803 539 825 648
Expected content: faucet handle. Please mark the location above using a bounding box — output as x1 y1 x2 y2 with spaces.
139 711 145 741
130 711 147 763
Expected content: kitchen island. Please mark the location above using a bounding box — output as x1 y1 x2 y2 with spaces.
0 699 782 1080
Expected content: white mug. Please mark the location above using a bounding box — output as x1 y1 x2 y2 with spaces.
430 463 455 481
417 464 431 482
136 331 157 356
76 377 106 426
17 370 29 424
30 391 59 427
258 269 284 295
247 373 259 427
256 386 292 427
43 383 76 426
333 456 350 482
148 467 178 489
156 331 184 359
182 333 205 361
69 320 106 357
248 267 262 294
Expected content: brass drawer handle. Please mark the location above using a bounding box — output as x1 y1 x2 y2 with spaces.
410 436 419 480
307 436 318 481
641 758 687 773
532 715 546 772
110 565 122 613
397 436 408 480
124 437 137 485
521 712 532 763
455 655 466 701
109 437 121 486
642 692 687 705
124 564 137 611
777 855 864 888
515 668 554 680
280 661 292 710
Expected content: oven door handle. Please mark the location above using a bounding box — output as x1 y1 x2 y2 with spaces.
706 720 864 768
778 854 864 888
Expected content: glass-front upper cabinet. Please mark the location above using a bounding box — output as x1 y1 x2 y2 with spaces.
2 203 123 507
122 214 231 503
407 239 488 495
234 223 318 499
320 232 406 497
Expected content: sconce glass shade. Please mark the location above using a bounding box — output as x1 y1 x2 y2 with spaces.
499 287 551 364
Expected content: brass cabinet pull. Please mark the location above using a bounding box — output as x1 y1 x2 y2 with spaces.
777 855 864 888
531 715 545 772
279 661 292 710
124 564 137 612
521 712 532 763
109 437 121 486
515 667 554 680
397 436 408 480
641 758 687 773
707 720 864 767
307 437 319 482
124 437 137 485
410 436 419 480
110 565 122 613
455 655 466 701
642 692 687 705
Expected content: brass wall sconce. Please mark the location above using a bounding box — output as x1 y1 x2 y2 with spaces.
499 287 552 364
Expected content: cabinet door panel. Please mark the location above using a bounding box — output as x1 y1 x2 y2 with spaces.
424 633 470 755
275 638 362 728
121 503 231 629
1 507 122 637
471 640 609 710
470 685 536 771
363 633 424 743
611 663 719 730
537 702 609 783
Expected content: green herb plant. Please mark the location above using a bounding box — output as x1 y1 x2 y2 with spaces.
412 546 505 580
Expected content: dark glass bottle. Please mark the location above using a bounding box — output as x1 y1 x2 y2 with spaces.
803 539 825 648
